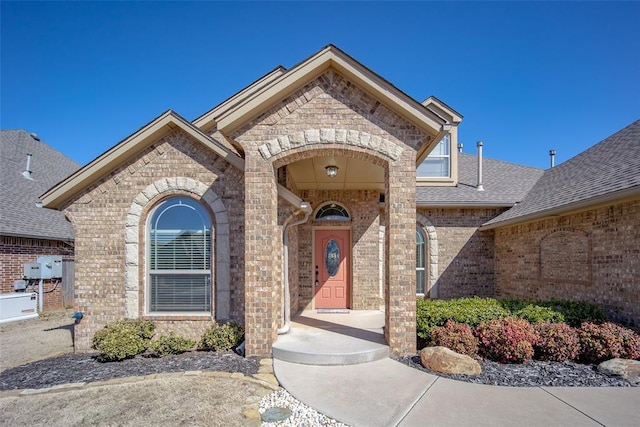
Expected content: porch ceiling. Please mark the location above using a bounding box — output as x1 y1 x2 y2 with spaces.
286 156 384 191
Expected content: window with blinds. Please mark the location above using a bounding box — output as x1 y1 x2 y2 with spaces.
417 133 451 178
148 197 212 313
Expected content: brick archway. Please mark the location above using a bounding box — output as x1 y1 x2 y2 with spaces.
124 177 231 319
245 137 416 358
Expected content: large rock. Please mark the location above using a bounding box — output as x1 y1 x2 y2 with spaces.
420 346 481 376
598 358 640 385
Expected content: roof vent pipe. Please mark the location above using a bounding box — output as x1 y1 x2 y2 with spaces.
22 153 33 180
476 141 484 191
549 149 556 168
457 142 463 153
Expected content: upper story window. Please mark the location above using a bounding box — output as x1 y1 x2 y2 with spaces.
417 133 450 178
148 197 212 314
315 203 350 221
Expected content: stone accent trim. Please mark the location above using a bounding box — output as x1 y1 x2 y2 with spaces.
417 214 439 298
258 129 402 161
124 177 231 319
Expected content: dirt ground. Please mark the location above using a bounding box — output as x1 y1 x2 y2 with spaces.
0 312 273 426
0 309 75 371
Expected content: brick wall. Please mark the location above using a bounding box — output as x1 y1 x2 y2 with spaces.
494 198 640 327
63 130 245 351
417 208 502 299
0 236 73 310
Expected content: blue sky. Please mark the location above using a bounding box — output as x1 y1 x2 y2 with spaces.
2 1 638 169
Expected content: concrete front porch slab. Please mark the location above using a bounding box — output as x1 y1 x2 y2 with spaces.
272 310 389 365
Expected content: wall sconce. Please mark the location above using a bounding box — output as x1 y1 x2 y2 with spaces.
325 165 339 178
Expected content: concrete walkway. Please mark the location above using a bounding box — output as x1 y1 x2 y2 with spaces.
272 311 640 426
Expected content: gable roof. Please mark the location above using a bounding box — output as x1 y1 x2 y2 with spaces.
0 130 80 240
482 119 640 229
417 153 544 207
40 110 245 210
196 44 456 158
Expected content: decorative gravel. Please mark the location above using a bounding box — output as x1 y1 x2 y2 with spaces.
0 351 259 391
260 389 349 427
397 355 637 387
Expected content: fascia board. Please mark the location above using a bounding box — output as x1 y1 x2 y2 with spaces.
216 48 445 137
422 96 463 123
479 186 640 231
41 111 244 210
192 67 286 131
0 231 74 242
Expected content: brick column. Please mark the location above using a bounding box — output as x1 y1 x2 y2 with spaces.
244 155 280 357
385 150 417 356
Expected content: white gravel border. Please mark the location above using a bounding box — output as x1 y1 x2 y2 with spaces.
260 389 349 426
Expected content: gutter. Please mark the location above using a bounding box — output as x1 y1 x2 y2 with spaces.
479 185 640 231
277 201 312 335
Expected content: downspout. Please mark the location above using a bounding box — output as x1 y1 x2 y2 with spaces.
277 201 312 335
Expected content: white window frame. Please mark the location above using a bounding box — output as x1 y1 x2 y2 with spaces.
416 227 427 295
147 197 212 315
417 133 451 178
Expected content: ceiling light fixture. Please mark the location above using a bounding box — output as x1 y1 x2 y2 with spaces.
325 165 339 178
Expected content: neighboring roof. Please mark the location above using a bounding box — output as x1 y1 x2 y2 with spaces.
0 130 80 240
41 110 245 210
482 119 640 229
204 44 455 159
417 153 544 207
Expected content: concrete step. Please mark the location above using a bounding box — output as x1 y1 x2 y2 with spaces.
272 325 389 366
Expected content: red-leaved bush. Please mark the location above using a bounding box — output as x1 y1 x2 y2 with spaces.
475 317 539 363
578 322 640 364
534 322 580 362
430 320 479 357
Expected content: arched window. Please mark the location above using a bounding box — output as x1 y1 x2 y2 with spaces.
416 227 426 294
148 197 212 313
315 203 350 221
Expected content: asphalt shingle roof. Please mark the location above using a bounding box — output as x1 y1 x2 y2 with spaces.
1 130 80 240
484 119 640 227
417 153 544 206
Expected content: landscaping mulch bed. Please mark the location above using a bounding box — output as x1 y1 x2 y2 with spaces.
0 351 259 391
398 355 637 387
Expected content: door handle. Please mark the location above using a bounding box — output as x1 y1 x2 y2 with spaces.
315 265 319 286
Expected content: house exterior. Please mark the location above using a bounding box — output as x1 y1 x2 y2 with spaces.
0 130 80 310
39 45 639 357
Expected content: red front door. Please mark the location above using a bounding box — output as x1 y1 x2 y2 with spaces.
314 229 350 309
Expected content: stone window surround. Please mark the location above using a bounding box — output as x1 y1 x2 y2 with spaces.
124 177 231 320
417 213 439 298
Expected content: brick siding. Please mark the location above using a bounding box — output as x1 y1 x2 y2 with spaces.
62 130 245 351
494 198 640 327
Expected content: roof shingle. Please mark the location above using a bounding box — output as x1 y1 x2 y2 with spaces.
483 119 640 227
417 153 544 206
1 130 80 240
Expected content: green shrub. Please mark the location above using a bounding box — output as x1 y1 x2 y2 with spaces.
199 321 244 351
149 334 195 357
430 320 478 357
92 318 155 362
475 317 539 364
545 301 606 327
534 323 580 362
513 304 565 324
578 322 640 364
499 299 605 327
417 297 509 341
